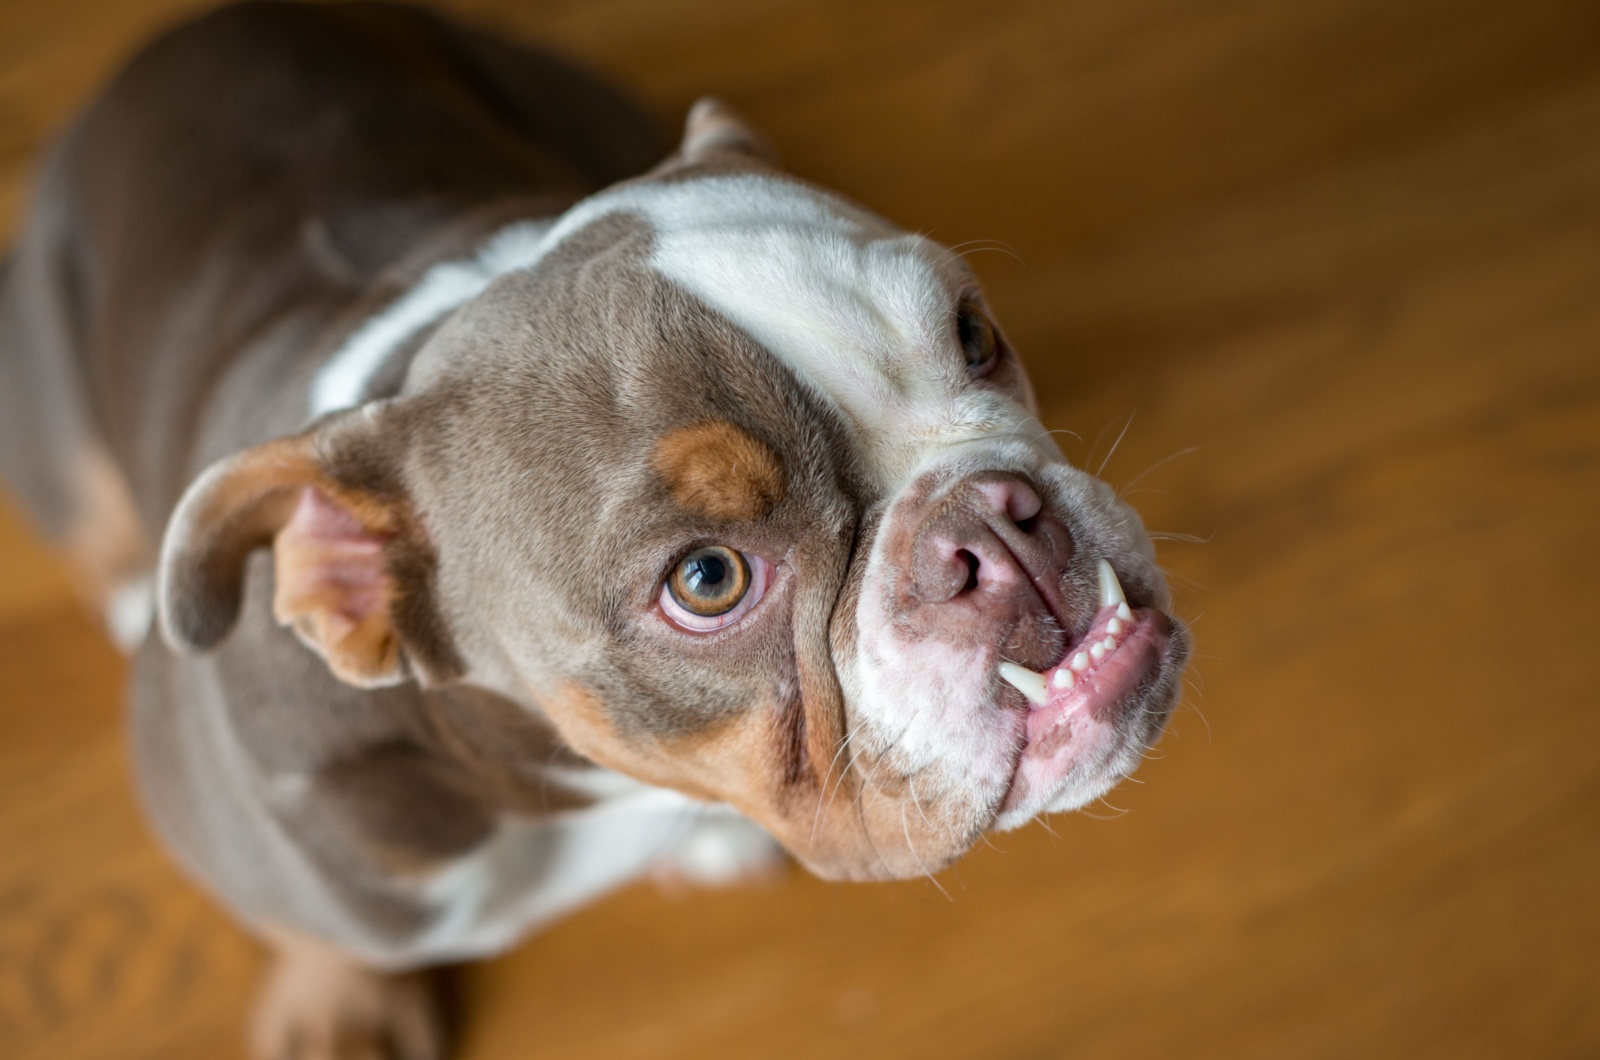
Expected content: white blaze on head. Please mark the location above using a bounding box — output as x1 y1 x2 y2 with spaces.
532 174 1045 488
313 173 1045 487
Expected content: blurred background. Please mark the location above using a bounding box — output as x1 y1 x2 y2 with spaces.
1 0 1597 1056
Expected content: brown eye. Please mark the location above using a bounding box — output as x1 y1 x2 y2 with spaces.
956 299 999 375
667 545 751 617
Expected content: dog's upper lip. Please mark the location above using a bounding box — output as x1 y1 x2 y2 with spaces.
990 517 1073 637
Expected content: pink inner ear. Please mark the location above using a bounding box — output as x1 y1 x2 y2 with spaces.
278 487 390 635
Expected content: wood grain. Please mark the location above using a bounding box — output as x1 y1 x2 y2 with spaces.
1 0 1596 1056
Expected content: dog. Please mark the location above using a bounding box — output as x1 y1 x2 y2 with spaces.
0 3 1190 1056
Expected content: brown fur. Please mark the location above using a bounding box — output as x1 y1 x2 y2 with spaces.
531 673 946 882
653 419 787 521
537 680 742 803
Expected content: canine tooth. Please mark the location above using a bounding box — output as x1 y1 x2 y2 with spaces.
1090 643 1106 662
1101 636 1116 651
1052 669 1076 689
1116 602 1132 621
1097 559 1126 610
998 662 1049 705
1107 617 1124 636
1070 652 1090 672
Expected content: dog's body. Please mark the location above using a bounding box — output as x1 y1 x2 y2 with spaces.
1 0 756 967
0 3 1189 1056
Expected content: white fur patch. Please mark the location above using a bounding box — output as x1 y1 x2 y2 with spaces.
105 574 155 652
310 220 553 416
535 174 1048 488
408 779 754 961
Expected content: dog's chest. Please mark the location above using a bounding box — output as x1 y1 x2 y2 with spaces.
406 775 780 958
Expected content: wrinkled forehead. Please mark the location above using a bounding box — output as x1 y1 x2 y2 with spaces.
429 209 857 585
533 173 1044 489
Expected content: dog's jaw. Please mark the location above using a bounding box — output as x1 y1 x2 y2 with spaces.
835 450 1189 859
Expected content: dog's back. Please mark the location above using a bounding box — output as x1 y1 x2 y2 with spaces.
0 0 681 965
0 1 665 620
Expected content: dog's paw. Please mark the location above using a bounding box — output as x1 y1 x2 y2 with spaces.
250 932 442 1060
651 810 789 893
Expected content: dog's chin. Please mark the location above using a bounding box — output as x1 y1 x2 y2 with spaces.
988 608 1189 832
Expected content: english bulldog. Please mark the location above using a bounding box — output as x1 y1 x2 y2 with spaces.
0 3 1190 1057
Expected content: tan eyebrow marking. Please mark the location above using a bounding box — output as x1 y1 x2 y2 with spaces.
653 419 786 522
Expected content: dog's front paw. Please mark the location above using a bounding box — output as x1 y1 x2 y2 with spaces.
651 810 789 893
250 931 443 1060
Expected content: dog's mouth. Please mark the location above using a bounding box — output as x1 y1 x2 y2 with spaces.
992 560 1179 817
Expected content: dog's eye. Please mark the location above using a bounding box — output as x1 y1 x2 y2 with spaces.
670 546 748 614
956 299 999 376
660 547 771 631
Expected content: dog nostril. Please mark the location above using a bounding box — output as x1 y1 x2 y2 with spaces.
958 549 981 593
1013 512 1040 535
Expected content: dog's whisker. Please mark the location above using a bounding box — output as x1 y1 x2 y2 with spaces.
901 805 953 901
1075 795 1131 820
944 238 1024 265
1116 445 1198 496
1094 412 1135 478
907 775 957 847
811 729 861 845
1180 699 1214 744
847 759 895 879
1159 568 1209 592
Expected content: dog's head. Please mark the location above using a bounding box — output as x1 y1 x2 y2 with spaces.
158 101 1189 880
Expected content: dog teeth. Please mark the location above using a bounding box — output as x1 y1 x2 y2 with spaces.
1009 600 1137 703
1097 559 1126 610
998 662 1049 705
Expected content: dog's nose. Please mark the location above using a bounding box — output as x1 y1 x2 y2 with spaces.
909 475 1063 607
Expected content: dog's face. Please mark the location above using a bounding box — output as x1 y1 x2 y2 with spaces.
160 104 1188 880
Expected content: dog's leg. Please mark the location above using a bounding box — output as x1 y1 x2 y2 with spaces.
650 809 789 894
64 442 155 649
250 929 443 1060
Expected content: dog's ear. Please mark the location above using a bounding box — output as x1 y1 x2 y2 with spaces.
668 97 778 167
157 406 460 689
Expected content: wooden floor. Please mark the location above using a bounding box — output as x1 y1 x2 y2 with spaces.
3 0 1598 1056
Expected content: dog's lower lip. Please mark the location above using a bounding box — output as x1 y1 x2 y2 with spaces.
991 603 1173 817
979 605 1171 819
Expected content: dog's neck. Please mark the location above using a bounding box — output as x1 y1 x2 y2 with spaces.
311 218 557 416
